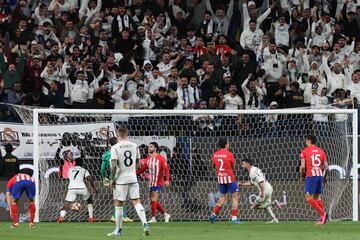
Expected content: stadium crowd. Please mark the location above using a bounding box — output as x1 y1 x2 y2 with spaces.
0 0 358 121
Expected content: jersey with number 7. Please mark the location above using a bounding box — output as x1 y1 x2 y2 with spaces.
212 149 236 184
110 140 140 184
300 145 327 177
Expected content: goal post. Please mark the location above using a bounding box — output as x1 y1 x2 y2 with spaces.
29 108 358 222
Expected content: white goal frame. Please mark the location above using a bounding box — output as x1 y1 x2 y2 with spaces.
32 109 358 222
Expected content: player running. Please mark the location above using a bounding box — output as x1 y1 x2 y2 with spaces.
6 172 36 228
57 158 98 223
300 135 329 225
210 138 240 224
239 159 283 223
101 136 134 223
107 126 149 237
136 142 171 223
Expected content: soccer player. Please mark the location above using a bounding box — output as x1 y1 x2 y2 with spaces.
101 136 134 223
209 138 240 224
136 142 171 223
239 159 283 223
6 172 36 228
57 158 98 223
107 126 149 237
300 135 329 225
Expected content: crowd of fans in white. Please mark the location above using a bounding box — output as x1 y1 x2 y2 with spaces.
0 0 359 122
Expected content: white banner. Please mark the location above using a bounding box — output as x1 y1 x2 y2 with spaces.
0 123 117 159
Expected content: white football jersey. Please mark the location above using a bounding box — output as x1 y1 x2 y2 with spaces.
249 166 272 191
111 139 140 184
67 166 90 189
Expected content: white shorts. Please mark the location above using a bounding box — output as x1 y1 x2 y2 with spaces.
113 183 140 201
259 184 273 208
65 189 91 202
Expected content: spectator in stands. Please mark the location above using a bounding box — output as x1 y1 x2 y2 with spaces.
242 75 266 110
132 83 155 109
223 83 243 110
152 86 177 109
0 143 19 180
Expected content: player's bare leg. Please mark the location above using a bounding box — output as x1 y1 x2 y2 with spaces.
28 198 36 228
86 196 96 222
132 199 150 236
305 194 326 225
57 201 72 223
230 192 240 224
210 194 226 223
107 200 123 236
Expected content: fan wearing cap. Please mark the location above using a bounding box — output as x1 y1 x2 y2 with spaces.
0 143 19 180
241 0 276 31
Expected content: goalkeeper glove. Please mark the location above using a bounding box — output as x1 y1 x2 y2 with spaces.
103 177 111 187
255 196 263 204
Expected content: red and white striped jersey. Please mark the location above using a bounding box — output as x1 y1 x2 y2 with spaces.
137 154 170 187
212 149 236 184
6 173 34 190
301 145 327 177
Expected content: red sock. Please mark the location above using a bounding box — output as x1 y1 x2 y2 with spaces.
232 209 238 218
11 203 19 224
213 205 221 215
307 198 324 216
157 202 165 214
317 199 325 212
151 201 157 217
29 202 36 223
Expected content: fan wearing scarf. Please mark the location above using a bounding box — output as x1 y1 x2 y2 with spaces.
241 74 266 109
111 4 138 39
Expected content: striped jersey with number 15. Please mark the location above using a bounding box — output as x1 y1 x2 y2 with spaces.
110 140 140 185
300 145 327 177
212 149 236 184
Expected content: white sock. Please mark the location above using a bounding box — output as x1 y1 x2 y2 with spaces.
87 204 94 219
115 207 123 231
266 207 276 220
134 203 147 225
60 210 66 218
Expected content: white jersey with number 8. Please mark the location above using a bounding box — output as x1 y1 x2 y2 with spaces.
67 166 90 189
111 140 140 185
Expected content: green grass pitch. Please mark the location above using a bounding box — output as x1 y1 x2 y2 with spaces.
1 221 360 240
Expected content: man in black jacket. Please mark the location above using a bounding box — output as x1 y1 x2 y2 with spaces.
151 87 177 109
0 143 19 180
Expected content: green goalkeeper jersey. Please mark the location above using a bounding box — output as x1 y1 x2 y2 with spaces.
101 150 111 179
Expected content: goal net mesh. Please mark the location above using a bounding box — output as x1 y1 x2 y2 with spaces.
12 106 355 222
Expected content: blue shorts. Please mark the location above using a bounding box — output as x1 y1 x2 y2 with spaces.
304 176 323 194
10 180 36 199
150 186 162 193
218 181 238 194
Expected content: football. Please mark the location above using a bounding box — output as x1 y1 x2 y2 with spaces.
71 202 81 211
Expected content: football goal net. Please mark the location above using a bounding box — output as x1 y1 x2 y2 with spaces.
12 107 358 222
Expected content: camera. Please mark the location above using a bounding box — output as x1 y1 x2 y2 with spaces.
273 63 278 68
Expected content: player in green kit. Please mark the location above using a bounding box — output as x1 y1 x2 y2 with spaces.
102 137 134 223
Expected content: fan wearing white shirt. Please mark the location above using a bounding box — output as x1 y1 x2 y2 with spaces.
157 53 182 77
346 72 360 101
311 87 329 123
272 15 290 49
145 67 166 95
322 55 347 96
223 84 244 110
241 76 266 109
240 20 263 51
239 159 282 224
132 83 155 109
